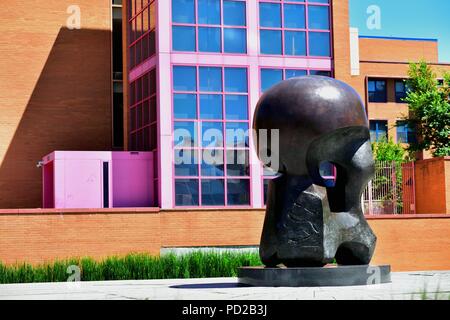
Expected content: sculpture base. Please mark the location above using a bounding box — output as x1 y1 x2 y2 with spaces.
238 265 391 287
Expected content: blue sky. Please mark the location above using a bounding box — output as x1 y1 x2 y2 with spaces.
349 0 450 62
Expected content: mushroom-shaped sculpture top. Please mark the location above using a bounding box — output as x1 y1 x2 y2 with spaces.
253 76 368 176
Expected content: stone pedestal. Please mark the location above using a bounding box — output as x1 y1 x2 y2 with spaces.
238 265 391 287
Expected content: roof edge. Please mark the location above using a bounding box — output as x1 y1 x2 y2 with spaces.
359 35 438 43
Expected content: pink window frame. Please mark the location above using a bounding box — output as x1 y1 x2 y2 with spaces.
129 68 158 152
258 66 333 92
257 0 333 59
171 64 253 208
128 0 157 70
170 0 248 55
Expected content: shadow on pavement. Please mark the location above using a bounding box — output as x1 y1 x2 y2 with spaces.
170 282 251 289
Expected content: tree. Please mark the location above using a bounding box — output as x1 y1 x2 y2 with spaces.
403 61 450 157
371 137 407 163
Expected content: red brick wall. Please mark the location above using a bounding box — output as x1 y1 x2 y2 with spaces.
0 209 161 265
0 1 112 208
1 208 450 272
415 157 450 214
359 38 439 63
370 216 450 271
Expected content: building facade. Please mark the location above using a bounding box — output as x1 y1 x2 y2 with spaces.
124 0 338 209
347 35 450 158
0 0 449 209
0 0 124 208
123 0 450 209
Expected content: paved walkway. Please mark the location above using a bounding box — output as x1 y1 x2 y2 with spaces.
0 271 449 300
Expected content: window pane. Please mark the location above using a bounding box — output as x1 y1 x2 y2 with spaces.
201 122 224 147
174 94 197 119
199 67 222 92
369 121 387 142
308 6 330 30
172 0 195 23
395 80 407 103
172 26 196 51
395 81 405 93
263 178 270 205
198 27 221 52
225 95 248 120
260 30 282 54
309 0 330 4
261 69 283 92
396 121 417 144
226 122 249 147
202 179 225 205
284 4 305 28
173 66 197 91
174 121 197 147
310 70 331 77
201 149 224 176
285 69 307 79
319 162 335 177
376 81 385 91
174 149 198 176
368 80 387 102
200 94 223 119
150 3 156 29
226 150 249 176
259 3 281 27
227 179 250 205
175 179 199 206
224 28 247 53
225 68 248 92
224 0 246 26
285 31 306 56
309 32 330 57
198 0 221 24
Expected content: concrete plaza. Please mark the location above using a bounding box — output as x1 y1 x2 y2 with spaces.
0 271 449 300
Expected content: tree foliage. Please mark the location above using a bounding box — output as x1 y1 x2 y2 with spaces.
403 61 450 157
372 137 407 163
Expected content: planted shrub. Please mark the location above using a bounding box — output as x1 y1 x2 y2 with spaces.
0 251 261 284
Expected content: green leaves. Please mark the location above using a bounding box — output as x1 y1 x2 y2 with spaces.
404 61 450 157
0 251 262 284
372 138 407 163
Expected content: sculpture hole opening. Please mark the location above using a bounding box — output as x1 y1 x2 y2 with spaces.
319 161 336 187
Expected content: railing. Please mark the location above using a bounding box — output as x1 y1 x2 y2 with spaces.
363 161 416 215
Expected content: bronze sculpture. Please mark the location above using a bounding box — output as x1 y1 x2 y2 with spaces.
253 76 377 267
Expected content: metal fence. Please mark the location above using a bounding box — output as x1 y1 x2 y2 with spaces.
363 161 416 215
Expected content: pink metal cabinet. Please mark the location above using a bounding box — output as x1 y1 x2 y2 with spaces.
42 151 154 209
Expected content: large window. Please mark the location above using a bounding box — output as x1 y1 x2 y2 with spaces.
396 121 417 144
172 0 247 54
368 79 387 103
173 65 251 207
129 67 159 204
259 0 331 57
369 120 388 142
113 2 124 149
395 80 409 103
260 68 331 92
129 68 158 152
128 0 156 69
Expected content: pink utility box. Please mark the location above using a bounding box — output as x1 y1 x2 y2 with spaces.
42 151 155 209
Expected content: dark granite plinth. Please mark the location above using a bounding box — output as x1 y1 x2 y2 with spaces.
238 265 391 287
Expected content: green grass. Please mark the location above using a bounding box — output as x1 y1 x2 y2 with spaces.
0 251 262 284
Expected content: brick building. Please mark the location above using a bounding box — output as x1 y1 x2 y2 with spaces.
1 1 450 271
0 0 449 210
123 0 450 210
